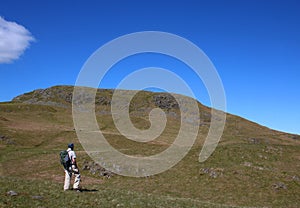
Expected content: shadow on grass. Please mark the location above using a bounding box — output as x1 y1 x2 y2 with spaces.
69 188 98 192
80 188 98 192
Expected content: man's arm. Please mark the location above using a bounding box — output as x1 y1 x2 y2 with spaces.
73 158 77 166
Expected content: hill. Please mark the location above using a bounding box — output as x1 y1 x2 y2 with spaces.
1 85 299 207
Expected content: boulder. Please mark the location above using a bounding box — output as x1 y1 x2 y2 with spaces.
7 190 18 196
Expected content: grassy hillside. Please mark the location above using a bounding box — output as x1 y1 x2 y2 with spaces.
1 86 299 207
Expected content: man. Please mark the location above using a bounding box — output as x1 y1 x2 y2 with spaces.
64 143 81 191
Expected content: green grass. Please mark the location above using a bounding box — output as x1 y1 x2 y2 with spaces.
1 141 299 207
1 177 224 208
1 86 300 207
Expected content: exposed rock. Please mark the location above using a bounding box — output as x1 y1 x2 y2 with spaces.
95 96 111 105
243 162 252 167
272 182 287 190
199 167 224 178
7 190 18 196
153 94 179 110
247 138 261 144
82 161 114 178
11 86 203 125
13 86 74 108
0 135 15 145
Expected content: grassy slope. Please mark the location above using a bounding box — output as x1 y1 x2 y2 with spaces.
0 87 300 207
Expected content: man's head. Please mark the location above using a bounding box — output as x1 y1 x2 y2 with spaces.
68 143 74 150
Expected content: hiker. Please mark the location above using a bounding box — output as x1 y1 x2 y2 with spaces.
63 143 81 191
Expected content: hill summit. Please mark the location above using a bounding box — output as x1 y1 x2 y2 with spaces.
11 85 298 143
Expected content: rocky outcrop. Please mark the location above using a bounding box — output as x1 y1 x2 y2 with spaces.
12 86 74 108
11 86 209 127
153 94 179 110
12 86 199 113
82 160 114 178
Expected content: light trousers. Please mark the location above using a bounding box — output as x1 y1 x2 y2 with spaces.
64 169 80 190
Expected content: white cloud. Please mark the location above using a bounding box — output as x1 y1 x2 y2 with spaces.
0 17 35 64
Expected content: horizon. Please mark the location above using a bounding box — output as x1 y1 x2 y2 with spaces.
0 0 299 135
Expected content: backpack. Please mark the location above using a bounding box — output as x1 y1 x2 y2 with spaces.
60 150 71 170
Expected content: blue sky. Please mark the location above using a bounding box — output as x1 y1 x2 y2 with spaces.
0 0 299 135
